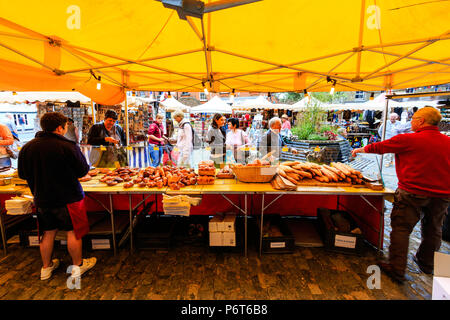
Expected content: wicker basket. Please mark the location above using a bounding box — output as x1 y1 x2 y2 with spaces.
231 165 277 183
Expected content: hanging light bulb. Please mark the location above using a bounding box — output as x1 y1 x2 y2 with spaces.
370 92 375 100
202 81 209 95
96 76 101 90
168 91 172 98
230 89 235 103
12 91 17 96
329 80 336 95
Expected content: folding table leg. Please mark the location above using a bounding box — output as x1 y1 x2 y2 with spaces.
0 209 7 256
109 194 117 256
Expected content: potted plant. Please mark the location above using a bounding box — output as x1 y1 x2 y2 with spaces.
288 101 351 164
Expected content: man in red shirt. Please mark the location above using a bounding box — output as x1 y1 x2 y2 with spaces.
352 107 450 283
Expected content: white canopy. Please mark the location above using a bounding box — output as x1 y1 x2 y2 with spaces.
190 95 232 114
291 96 325 111
232 95 273 108
0 91 91 104
0 102 37 112
159 97 190 112
126 95 156 106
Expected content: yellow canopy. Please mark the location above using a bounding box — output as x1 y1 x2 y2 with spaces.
0 0 449 104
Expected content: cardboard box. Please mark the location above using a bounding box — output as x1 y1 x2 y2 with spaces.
222 214 236 232
209 232 223 246
222 231 236 247
432 252 450 300
209 215 223 232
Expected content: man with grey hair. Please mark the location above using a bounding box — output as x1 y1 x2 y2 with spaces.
258 117 297 163
378 112 400 167
173 110 193 167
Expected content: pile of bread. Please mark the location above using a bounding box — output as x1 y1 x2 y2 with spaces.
197 160 215 185
277 161 363 185
80 166 199 190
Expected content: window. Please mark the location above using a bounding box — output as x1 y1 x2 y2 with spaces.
355 91 364 100
406 88 415 93
199 92 208 101
181 92 190 96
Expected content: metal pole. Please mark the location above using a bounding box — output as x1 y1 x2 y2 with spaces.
129 194 133 253
244 194 247 257
91 101 96 123
0 209 7 256
379 97 390 176
259 194 264 257
125 91 130 165
109 194 117 256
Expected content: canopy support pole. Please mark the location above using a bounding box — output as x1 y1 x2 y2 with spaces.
91 101 96 124
379 97 390 176
125 90 130 165
355 0 366 80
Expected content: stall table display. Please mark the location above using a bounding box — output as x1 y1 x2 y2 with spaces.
0 163 394 258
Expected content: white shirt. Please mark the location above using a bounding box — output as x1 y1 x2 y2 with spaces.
176 119 193 159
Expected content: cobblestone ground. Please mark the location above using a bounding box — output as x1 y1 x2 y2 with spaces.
0 154 448 300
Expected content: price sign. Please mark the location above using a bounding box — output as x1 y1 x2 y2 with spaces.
100 145 106 151
282 147 289 152
314 146 321 152
250 147 256 151
126 146 132 150
173 147 179 152
153 146 159 151
205 147 211 151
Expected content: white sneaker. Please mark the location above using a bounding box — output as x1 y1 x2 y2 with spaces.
40 258 60 280
74 257 97 277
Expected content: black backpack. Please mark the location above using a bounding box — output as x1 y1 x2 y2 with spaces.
181 121 202 149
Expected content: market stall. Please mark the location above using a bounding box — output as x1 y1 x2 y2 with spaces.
1 161 394 258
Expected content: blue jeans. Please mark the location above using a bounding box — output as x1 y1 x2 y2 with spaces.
148 146 163 167
0 157 11 168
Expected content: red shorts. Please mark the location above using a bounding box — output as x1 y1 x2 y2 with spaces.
36 198 89 240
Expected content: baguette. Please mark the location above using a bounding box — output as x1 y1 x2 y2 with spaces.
279 165 296 173
339 163 359 175
313 175 329 183
277 167 289 179
311 168 323 177
281 161 300 167
323 164 346 179
320 167 339 182
331 162 351 176
287 172 301 181
345 177 352 183
281 171 299 185
295 170 313 179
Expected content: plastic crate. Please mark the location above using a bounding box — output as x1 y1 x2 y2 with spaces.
256 215 295 254
317 208 365 255
135 214 176 250
84 212 130 251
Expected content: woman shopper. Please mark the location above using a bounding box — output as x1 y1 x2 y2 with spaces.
226 118 249 164
148 114 166 167
206 113 226 168
173 110 193 168
0 123 15 168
